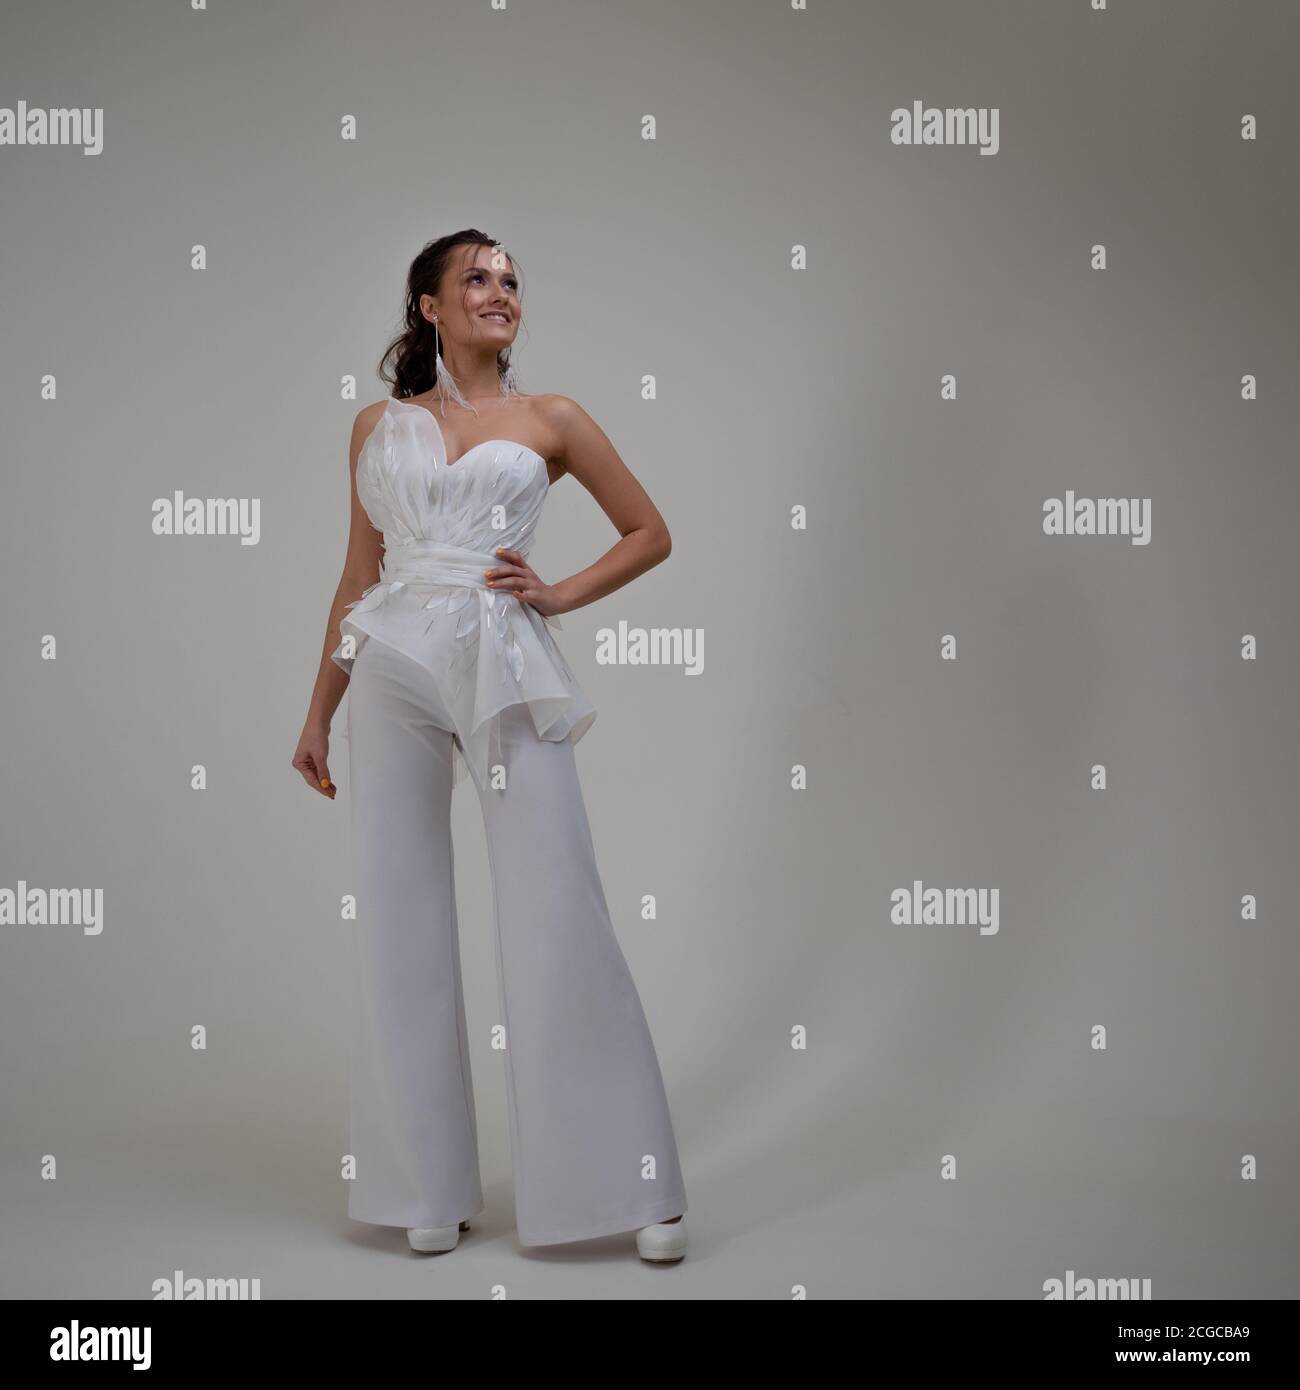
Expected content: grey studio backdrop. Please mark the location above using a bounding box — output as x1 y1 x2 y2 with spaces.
1 0 1297 1301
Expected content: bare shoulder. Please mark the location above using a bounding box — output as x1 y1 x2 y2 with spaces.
355 397 390 431
536 393 590 432
349 398 391 452
536 393 610 456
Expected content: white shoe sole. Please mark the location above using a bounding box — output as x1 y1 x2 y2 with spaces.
407 1220 471 1254
637 1221 687 1262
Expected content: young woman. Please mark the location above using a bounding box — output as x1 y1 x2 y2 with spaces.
292 232 688 1262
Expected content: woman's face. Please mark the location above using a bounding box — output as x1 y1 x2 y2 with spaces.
424 244 520 348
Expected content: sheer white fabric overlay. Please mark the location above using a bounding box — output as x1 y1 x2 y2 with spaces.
331 398 596 791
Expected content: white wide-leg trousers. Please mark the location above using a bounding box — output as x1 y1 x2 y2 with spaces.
344 638 688 1245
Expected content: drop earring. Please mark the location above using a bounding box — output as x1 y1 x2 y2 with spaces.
499 356 520 398
431 315 476 417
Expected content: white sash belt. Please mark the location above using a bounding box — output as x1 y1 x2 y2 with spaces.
380 538 499 589
375 537 562 629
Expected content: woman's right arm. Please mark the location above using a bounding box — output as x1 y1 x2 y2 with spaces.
291 401 387 799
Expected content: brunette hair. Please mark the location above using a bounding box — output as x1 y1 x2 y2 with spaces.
377 231 523 400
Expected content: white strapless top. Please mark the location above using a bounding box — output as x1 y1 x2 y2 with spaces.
331 396 596 791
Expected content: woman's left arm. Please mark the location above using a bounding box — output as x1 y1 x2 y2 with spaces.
487 394 671 618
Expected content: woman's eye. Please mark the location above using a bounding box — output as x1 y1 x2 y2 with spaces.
470 272 517 291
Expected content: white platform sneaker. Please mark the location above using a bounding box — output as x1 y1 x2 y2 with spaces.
407 1219 471 1254
636 1216 687 1263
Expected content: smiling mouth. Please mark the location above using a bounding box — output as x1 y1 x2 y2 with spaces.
481 312 510 323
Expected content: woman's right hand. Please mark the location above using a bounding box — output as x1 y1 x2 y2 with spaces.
292 721 336 799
